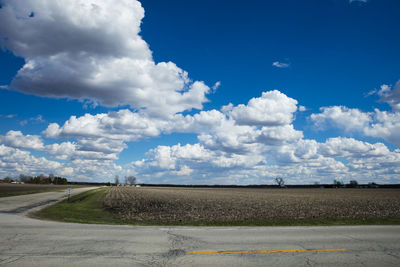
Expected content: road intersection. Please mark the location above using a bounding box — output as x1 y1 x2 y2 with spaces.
0 188 399 266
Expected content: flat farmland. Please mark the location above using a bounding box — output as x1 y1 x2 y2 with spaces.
0 183 84 197
103 187 400 225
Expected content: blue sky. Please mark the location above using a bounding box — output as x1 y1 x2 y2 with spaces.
1 0 399 184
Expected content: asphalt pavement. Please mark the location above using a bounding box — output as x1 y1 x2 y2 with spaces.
0 186 99 214
0 188 399 266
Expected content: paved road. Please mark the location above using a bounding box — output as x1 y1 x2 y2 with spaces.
0 187 99 214
0 190 399 266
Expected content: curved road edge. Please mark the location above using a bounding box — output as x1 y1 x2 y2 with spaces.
0 186 100 215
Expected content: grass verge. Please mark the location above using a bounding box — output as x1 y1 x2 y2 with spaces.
33 187 400 226
32 187 121 225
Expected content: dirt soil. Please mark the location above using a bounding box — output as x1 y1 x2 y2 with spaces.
103 187 400 223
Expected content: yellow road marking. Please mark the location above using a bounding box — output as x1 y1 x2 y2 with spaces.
186 248 347 255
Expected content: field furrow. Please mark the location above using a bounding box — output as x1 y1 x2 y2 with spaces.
103 187 400 224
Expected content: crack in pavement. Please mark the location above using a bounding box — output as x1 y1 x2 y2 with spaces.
304 255 316 267
0 256 24 266
154 229 205 266
341 231 400 261
0 198 62 214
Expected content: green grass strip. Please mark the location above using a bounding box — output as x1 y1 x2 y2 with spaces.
33 187 121 225
33 187 400 226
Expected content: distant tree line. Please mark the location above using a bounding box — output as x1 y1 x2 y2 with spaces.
113 175 137 186
1 177 14 183
18 173 68 185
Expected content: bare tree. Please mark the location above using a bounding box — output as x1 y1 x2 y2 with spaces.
333 179 343 188
3 177 14 183
19 174 32 183
125 176 137 185
275 177 285 187
114 175 119 186
348 180 358 188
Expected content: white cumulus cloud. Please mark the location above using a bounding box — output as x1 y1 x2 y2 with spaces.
364 109 400 147
223 90 298 126
0 144 63 177
0 0 210 118
310 104 400 148
319 137 390 158
0 130 44 150
377 80 400 111
310 106 371 132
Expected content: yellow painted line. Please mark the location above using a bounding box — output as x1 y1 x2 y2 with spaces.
186 248 347 255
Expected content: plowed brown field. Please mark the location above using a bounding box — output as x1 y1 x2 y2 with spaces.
103 187 400 224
